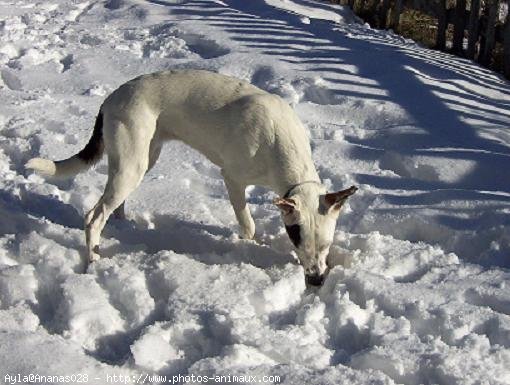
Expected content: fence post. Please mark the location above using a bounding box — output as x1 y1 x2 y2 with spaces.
369 0 379 16
504 7 510 78
452 0 467 54
390 0 404 32
379 0 391 28
436 0 448 50
479 0 499 66
355 0 366 13
466 0 481 59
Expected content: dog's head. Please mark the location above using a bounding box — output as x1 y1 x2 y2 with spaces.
274 185 357 286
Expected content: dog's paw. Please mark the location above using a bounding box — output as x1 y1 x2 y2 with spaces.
88 246 101 263
239 221 255 240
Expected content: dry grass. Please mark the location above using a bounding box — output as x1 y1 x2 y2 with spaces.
398 8 439 48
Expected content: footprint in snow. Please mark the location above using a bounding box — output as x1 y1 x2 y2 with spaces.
1 69 22 91
145 24 230 60
175 31 230 59
59 54 73 72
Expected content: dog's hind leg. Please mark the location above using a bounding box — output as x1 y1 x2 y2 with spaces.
85 113 156 263
111 139 162 220
222 171 255 240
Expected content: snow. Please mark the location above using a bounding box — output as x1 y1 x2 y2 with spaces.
0 0 509 384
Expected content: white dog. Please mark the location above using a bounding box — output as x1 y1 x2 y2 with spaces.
26 70 356 285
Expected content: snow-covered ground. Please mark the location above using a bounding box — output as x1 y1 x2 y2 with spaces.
1 0 510 384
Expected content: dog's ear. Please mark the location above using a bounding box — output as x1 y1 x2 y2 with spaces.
324 186 358 212
273 197 297 215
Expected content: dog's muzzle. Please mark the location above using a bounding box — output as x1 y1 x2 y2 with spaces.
305 273 325 286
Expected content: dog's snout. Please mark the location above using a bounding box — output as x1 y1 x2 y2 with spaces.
305 273 325 286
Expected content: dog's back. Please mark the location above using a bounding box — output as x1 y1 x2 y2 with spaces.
101 70 311 185
103 69 265 118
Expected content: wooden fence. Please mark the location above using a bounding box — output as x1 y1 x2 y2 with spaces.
334 0 510 79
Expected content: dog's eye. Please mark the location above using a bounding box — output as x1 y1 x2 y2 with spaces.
285 224 301 248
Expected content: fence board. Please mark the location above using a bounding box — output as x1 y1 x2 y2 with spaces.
504 9 510 77
390 0 404 32
479 0 499 66
452 0 467 53
467 0 481 59
379 0 391 28
436 0 448 50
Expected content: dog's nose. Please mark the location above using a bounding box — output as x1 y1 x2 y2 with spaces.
305 273 325 286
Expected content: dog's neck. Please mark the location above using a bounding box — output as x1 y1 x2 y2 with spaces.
283 180 321 198
274 162 322 198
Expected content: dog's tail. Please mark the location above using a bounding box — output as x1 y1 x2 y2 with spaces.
26 111 104 179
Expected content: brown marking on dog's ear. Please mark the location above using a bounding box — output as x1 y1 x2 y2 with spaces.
325 186 358 210
274 197 297 215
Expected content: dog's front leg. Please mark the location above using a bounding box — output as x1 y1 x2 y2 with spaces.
222 171 255 240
